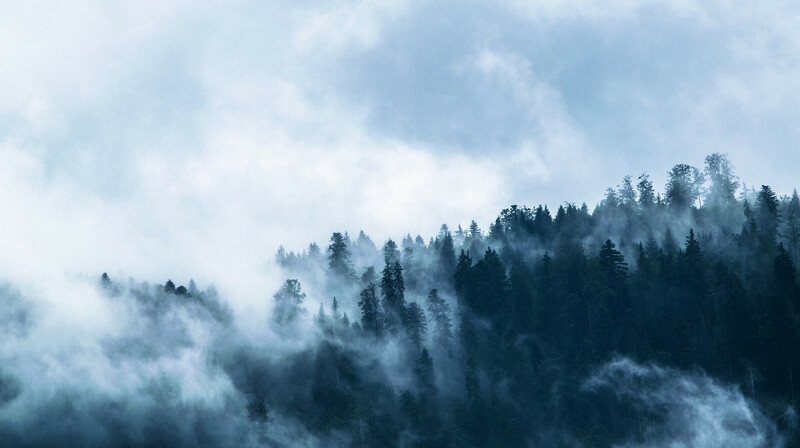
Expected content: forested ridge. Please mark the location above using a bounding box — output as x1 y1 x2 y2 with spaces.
270 153 800 447
2 153 799 447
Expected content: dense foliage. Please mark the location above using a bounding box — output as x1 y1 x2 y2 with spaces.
4 153 797 447
271 153 800 447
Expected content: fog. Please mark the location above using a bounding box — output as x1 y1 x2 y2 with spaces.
3 1 800 447
584 358 785 448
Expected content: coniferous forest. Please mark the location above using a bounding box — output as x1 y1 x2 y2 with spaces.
3 153 800 447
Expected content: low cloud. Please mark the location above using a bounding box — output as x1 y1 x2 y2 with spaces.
583 357 788 448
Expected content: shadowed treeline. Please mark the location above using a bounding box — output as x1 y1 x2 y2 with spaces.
0 153 798 447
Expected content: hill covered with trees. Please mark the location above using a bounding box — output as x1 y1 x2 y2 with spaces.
1 153 798 447
271 153 799 447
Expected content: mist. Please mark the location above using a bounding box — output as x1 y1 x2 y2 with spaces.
4 1 800 447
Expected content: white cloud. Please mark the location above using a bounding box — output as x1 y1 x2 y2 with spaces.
1 0 800 301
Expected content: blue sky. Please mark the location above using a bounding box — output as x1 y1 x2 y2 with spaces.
1 0 799 293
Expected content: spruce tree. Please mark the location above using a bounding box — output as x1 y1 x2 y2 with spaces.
426 289 453 348
358 283 382 337
327 232 355 281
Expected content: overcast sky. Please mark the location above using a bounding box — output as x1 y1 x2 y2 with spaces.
2 0 799 297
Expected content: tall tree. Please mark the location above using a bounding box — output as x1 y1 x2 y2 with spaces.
383 239 400 265
273 279 307 325
404 302 428 351
780 189 800 260
454 250 473 298
426 289 454 348
381 261 407 333
756 185 781 252
665 164 704 210
439 229 457 279
328 232 355 281
358 283 382 337
598 239 628 294
469 248 508 323
704 153 738 207
637 173 656 209
618 175 637 207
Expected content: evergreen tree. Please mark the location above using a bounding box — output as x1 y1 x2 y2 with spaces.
415 348 436 397
331 297 341 321
361 266 377 287
454 250 473 298
469 248 508 323
426 289 453 348
780 189 800 260
756 185 781 252
637 173 655 209
439 229 457 279
598 239 628 293
381 261 407 333
315 303 329 331
618 175 637 207
327 232 355 281
468 220 482 240
704 152 738 207
404 302 428 351
665 164 704 209
383 239 400 265
164 279 176 294
358 283 382 337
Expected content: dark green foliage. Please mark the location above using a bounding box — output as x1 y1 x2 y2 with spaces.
637 173 655 208
704 153 738 207
272 279 307 327
381 261 407 333
262 155 800 446
327 232 356 281
665 163 704 210
404 302 428 351
382 239 400 265
358 283 382 337
598 239 627 291
781 190 800 260
426 288 453 348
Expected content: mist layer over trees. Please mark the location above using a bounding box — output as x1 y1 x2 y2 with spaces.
2 154 799 447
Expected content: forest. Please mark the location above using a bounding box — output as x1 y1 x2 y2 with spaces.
267 153 800 447
2 153 799 447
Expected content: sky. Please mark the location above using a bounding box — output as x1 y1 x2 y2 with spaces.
2 0 800 299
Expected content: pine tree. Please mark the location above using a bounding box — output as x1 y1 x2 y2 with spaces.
470 248 508 322
426 289 453 348
415 348 436 397
164 279 176 294
618 175 637 207
327 232 355 281
468 220 482 240
439 229 457 279
454 250 473 298
598 239 628 290
404 302 428 351
273 279 307 326
665 164 704 209
756 185 781 252
780 189 800 260
381 261 407 333
316 303 329 331
383 239 400 265
331 297 341 321
637 173 655 209
358 283 382 337
704 153 738 207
